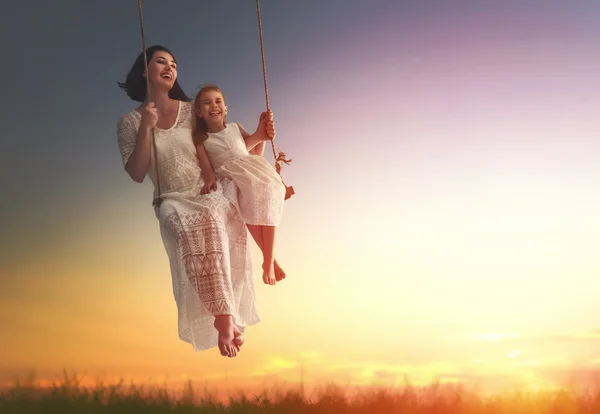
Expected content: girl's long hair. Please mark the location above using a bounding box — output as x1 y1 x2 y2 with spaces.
192 84 227 146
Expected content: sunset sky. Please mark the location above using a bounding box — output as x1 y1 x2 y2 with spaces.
2 0 600 395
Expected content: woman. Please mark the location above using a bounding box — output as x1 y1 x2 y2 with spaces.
116 45 268 357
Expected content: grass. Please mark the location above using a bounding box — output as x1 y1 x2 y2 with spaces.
1 371 600 413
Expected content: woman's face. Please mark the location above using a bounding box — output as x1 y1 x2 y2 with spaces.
146 50 177 90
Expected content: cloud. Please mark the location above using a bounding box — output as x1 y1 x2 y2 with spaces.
524 331 600 344
473 330 600 346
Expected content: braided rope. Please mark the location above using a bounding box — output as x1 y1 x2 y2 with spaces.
137 0 162 207
255 0 294 199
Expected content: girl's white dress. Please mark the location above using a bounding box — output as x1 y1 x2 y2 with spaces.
203 123 285 226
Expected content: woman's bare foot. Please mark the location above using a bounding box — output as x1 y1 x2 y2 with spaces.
214 315 240 357
274 260 286 281
262 261 276 285
233 326 244 351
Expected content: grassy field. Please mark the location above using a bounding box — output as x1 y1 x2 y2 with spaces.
1 371 599 413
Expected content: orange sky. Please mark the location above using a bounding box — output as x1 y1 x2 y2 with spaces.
3 1 600 396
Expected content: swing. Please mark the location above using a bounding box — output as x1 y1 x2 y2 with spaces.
135 0 295 209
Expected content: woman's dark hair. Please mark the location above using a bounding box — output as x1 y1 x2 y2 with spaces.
117 45 190 103
192 84 227 146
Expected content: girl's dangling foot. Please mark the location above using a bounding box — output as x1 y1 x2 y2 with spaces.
274 259 286 281
262 261 276 285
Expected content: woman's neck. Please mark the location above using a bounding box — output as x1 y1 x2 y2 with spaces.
145 88 174 109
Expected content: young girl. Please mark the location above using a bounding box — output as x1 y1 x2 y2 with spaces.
192 84 286 286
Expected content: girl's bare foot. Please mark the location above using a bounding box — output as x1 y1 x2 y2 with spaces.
213 315 240 357
262 261 276 285
274 260 286 281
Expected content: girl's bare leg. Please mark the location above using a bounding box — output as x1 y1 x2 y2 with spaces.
260 225 276 285
246 224 286 282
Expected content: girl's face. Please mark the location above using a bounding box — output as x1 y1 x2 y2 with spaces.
195 89 227 125
147 51 177 90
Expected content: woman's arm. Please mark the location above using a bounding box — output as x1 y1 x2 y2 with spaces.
124 126 153 182
118 103 158 183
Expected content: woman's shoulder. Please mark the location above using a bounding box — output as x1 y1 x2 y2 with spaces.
117 108 141 128
178 100 196 128
179 100 194 114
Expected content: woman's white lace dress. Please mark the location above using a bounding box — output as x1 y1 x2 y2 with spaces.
203 123 285 226
117 101 260 351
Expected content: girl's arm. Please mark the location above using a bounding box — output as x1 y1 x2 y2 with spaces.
238 122 266 155
195 143 218 194
251 142 266 156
